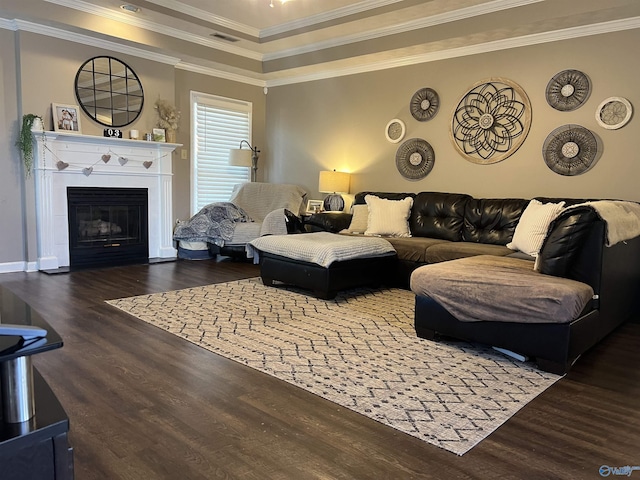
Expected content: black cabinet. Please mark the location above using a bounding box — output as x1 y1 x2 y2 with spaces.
0 286 73 479
0 370 73 480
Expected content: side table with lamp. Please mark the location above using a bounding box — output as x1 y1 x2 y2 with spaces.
302 170 352 232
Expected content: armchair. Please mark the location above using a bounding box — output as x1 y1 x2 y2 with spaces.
174 182 307 259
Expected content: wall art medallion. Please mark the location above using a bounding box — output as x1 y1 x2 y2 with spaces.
395 138 435 180
543 124 598 176
545 69 590 111
451 78 531 164
595 97 632 130
410 88 439 121
385 118 406 143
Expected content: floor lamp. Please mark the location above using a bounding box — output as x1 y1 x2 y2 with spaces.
229 141 260 182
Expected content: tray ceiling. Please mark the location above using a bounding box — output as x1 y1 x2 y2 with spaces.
1 0 640 86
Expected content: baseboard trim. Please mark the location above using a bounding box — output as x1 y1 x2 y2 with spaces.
1 258 175 274
0 261 27 273
0 261 40 273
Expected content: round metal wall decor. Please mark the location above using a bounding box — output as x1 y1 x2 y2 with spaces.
451 78 532 164
545 69 590 111
543 124 598 176
410 87 439 121
75 56 144 127
595 97 632 130
395 138 435 180
385 118 406 143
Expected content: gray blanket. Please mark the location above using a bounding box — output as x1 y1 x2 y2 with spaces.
173 202 253 247
410 255 594 324
248 232 396 266
566 200 640 246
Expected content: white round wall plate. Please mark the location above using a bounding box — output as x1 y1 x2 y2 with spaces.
385 118 406 143
595 97 633 130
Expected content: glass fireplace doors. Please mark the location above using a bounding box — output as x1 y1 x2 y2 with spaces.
67 187 149 269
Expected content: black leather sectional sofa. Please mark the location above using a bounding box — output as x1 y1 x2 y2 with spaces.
305 191 640 374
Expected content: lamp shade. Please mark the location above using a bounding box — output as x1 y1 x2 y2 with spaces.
318 170 350 194
228 149 252 167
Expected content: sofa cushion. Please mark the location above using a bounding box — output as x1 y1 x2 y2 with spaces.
507 199 565 257
383 237 450 263
462 198 529 245
410 255 594 324
410 192 471 241
425 241 514 263
343 204 369 234
365 195 413 237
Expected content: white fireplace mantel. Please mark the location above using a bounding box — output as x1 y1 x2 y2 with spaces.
33 131 180 270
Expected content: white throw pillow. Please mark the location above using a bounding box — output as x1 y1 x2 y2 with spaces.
364 195 413 237
344 204 369 234
507 199 565 257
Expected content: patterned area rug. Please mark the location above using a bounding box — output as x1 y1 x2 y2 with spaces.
106 278 560 455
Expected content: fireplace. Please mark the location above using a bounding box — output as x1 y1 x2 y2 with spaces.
67 187 149 269
32 131 179 271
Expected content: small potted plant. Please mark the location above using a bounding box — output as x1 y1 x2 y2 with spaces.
16 113 44 176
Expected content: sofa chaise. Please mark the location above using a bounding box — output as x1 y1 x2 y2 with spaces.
305 191 640 374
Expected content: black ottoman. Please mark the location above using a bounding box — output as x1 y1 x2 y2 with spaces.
248 232 397 299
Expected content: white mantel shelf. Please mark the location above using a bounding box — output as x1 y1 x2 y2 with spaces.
37 130 182 145
33 131 182 271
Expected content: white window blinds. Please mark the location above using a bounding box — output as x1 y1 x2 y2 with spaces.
191 92 252 214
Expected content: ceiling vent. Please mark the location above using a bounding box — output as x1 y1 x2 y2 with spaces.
211 32 239 43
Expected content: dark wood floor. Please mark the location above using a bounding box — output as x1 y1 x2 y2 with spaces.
1 258 639 479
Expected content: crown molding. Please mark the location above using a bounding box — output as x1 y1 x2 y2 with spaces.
0 18 17 31
2 14 639 89
264 16 640 87
260 0 403 38
176 62 266 88
264 0 543 60
6 18 182 65
43 0 263 61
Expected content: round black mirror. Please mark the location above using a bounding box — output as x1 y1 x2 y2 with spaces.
74 56 144 128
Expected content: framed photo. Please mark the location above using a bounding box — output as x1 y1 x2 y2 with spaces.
306 199 324 214
152 128 166 142
52 103 81 133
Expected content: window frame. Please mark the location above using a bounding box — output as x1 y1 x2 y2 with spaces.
190 91 253 215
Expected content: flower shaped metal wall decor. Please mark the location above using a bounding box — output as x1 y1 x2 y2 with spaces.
451 78 532 164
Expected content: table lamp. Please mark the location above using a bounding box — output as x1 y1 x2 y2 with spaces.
318 170 350 211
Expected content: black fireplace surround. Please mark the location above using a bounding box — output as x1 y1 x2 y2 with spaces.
67 187 148 269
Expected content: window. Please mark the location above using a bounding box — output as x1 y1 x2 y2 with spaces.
191 91 252 214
